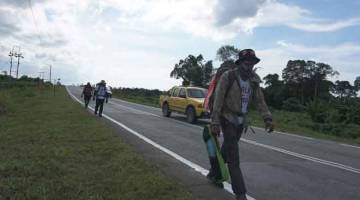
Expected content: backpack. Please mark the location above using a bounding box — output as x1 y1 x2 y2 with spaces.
97 85 107 97
84 86 92 96
204 61 238 113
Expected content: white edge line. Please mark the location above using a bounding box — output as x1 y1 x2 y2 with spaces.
110 100 204 130
340 143 360 149
254 127 314 140
241 138 360 174
111 97 161 111
114 95 360 150
109 102 160 117
103 92 360 174
66 86 256 200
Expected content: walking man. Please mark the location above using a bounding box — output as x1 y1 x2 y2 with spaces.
211 49 274 200
81 82 93 108
94 80 108 117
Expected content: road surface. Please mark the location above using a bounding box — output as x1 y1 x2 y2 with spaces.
67 86 360 200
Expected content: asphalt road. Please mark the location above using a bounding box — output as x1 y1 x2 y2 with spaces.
67 86 360 200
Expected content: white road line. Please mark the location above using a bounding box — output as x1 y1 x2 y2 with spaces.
112 96 360 149
110 96 360 151
252 127 315 140
340 143 360 149
241 139 360 174
66 87 255 200
109 102 160 117
111 97 161 111
99 93 360 174
109 100 203 130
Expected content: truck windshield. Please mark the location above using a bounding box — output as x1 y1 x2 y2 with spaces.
187 88 207 98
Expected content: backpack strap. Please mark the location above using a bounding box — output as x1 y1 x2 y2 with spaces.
224 70 241 99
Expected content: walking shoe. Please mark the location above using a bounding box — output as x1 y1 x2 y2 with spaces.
206 171 214 179
235 194 247 200
213 181 224 188
99 114 102 117
207 175 224 188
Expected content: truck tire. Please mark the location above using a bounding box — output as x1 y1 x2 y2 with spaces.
162 103 171 117
186 106 197 123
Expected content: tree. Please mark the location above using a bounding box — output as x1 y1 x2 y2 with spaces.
309 62 338 100
170 54 213 87
263 74 287 109
355 76 360 91
216 45 240 62
263 74 281 87
332 80 356 99
282 60 310 104
202 60 213 87
282 60 337 104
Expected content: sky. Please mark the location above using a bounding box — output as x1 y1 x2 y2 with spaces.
0 0 359 90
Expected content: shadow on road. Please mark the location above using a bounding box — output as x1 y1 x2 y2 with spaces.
169 115 210 127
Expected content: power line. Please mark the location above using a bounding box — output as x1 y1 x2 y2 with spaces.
26 0 56 82
8 47 15 77
15 47 24 79
27 0 43 44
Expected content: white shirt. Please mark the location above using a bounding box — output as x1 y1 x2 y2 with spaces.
238 77 252 114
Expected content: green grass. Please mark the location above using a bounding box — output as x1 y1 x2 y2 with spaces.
0 86 195 200
112 93 160 108
248 109 360 145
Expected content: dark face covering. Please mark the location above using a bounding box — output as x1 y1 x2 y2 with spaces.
238 60 255 80
242 61 255 72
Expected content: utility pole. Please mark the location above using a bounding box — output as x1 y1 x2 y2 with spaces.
8 47 15 77
49 65 52 83
15 47 24 79
38 71 45 80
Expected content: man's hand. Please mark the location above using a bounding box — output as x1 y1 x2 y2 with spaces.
211 124 221 137
264 118 274 133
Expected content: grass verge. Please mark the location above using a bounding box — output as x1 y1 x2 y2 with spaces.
0 86 195 200
112 93 160 108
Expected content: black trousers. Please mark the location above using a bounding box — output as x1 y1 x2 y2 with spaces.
220 117 246 195
84 96 91 108
95 99 105 115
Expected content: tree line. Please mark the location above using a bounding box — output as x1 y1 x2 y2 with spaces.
169 45 360 139
112 87 163 97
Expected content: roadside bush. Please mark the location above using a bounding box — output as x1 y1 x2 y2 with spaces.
306 100 332 123
282 97 306 112
334 101 360 125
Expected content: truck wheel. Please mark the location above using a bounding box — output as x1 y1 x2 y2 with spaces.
186 107 197 123
162 103 171 117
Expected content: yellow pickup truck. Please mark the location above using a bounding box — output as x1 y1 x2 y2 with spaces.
159 86 209 123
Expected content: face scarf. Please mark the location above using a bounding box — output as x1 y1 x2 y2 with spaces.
237 62 261 86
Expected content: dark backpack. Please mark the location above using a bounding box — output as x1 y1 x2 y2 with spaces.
84 86 92 96
207 61 238 114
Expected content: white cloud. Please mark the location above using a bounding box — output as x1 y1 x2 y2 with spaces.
256 41 360 84
214 0 266 26
1 0 359 89
100 0 360 39
290 18 360 32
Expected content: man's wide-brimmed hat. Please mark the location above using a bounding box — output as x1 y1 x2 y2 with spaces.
235 49 260 65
